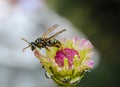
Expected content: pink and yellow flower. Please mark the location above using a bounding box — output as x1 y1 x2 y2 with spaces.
34 37 94 87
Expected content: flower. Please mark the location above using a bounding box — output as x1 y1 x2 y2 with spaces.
34 37 94 87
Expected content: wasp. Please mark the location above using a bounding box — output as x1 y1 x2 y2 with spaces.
21 24 66 51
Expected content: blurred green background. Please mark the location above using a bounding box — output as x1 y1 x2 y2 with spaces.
47 0 120 87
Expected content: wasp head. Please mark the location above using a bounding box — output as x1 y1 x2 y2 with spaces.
22 38 36 52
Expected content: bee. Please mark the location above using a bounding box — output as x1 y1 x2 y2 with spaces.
21 24 66 51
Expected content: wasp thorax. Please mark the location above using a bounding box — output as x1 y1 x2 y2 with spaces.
35 38 44 44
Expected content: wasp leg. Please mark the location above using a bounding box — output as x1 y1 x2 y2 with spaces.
45 47 50 51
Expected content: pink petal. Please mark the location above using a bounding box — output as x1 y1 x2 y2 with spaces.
85 60 94 68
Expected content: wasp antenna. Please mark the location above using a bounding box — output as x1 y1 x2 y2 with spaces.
21 38 30 44
22 45 30 52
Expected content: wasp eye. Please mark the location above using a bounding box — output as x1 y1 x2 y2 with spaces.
31 46 35 51
31 42 36 51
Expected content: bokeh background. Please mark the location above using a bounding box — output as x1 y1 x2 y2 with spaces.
0 0 119 87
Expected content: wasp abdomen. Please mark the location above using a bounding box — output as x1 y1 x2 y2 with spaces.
46 39 61 48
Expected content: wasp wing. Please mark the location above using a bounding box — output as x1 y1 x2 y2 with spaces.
42 24 59 38
45 29 66 41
